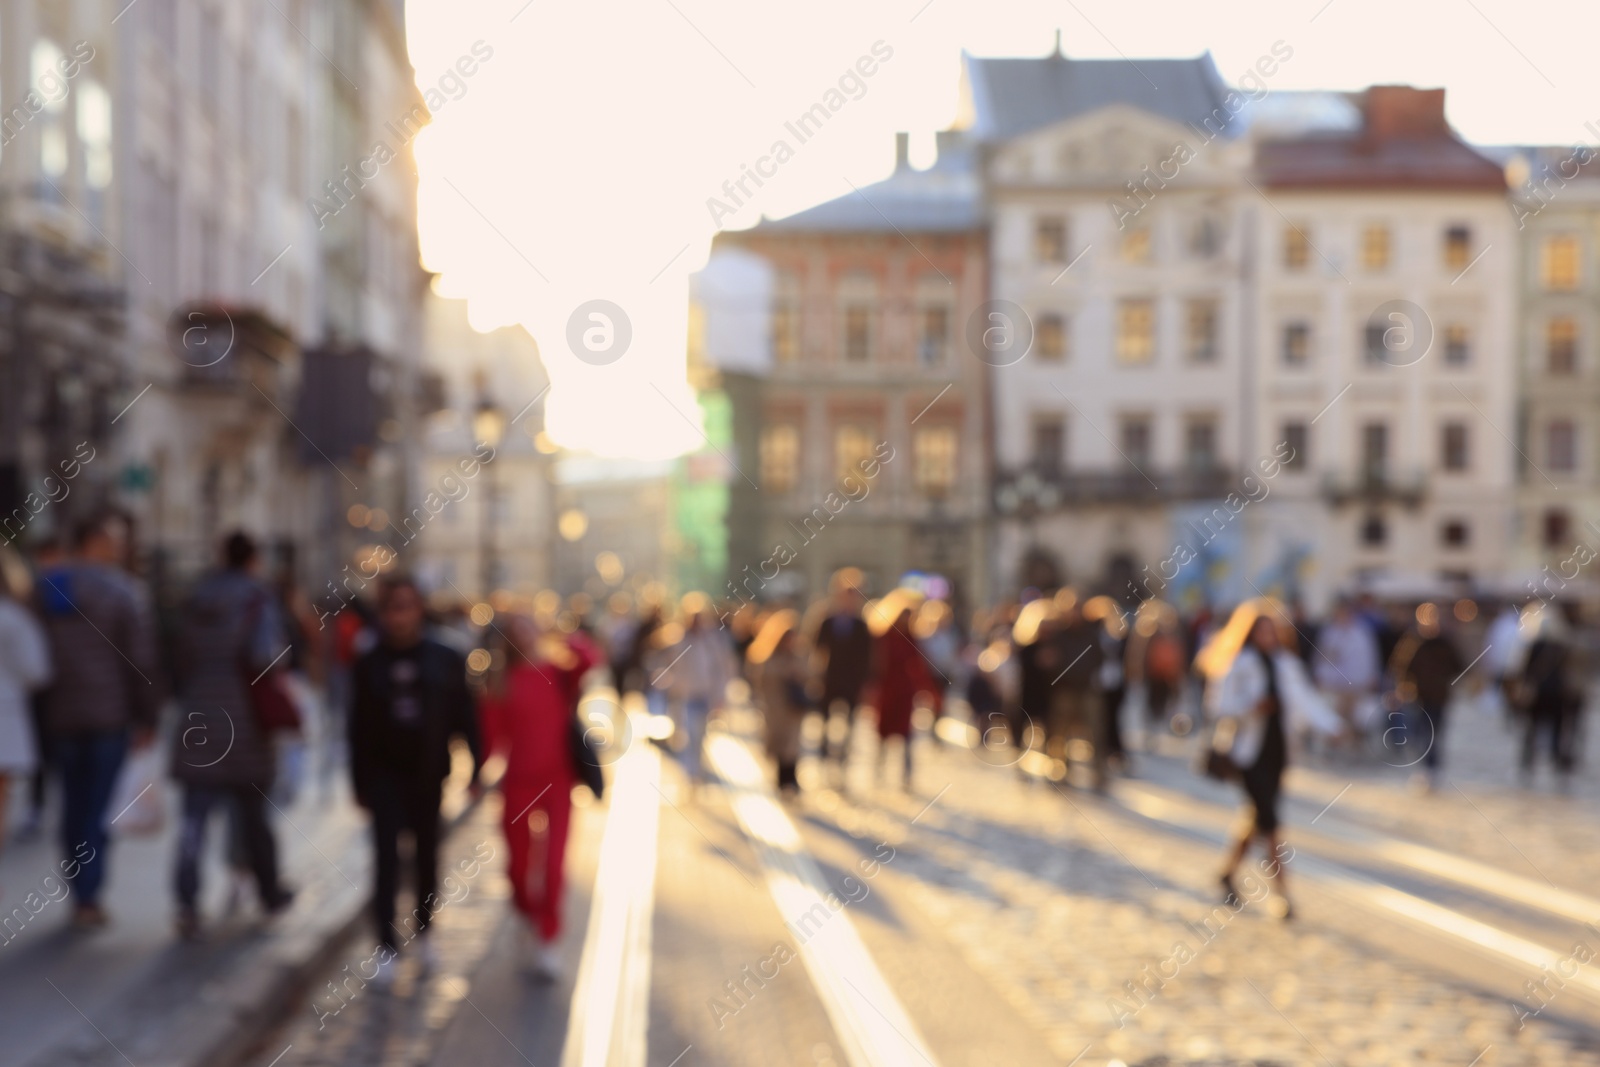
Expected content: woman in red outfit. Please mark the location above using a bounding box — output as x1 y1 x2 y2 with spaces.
868 591 938 791
480 615 598 980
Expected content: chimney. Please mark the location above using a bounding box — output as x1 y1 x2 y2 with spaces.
895 131 909 172
1362 86 1449 140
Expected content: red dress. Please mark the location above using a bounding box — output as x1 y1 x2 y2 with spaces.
480 635 597 940
873 626 935 739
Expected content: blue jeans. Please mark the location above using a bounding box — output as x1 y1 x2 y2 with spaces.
175 785 284 912
681 698 710 781
55 730 129 907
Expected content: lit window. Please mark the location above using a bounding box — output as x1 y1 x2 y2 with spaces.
1036 314 1067 361
1186 300 1218 362
1548 420 1577 471
1548 317 1578 374
1444 324 1470 366
842 305 871 362
912 426 958 496
760 424 799 491
1542 235 1581 290
1116 299 1155 363
835 424 875 482
1444 226 1473 272
1441 422 1469 472
918 305 949 366
1035 217 1067 264
771 302 799 364
1121 227 1152 264
1282 322 1310 366
1362 225 1390 271
1284 226 1311 270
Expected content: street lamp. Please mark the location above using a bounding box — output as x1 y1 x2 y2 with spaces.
474 396 505 597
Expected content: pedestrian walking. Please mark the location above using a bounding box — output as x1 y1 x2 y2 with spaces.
867 589 937 791
747 609 806 793
0 549 51 861
1514 606 1579 786
812 569 874 766
480 613 598 979
169 532 296 939
1199 600 1343 920
1388 602 1464 790
349 575 481 983
19 537 65 842
1049 592 1107 790
662 594 736 788
1083 596 1129 770
1314 599 1381 746
37 512 162 929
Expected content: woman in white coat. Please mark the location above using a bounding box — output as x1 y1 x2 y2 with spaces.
1198 599 1342 918
0 561 52 857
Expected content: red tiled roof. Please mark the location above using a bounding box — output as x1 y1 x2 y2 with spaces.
1256 86 1505 191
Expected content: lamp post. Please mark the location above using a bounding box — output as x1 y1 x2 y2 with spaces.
473 397 506 597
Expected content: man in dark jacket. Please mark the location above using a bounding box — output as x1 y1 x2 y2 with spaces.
812 569 873 765
39 512 162 928
1049 596 1107 791
170 531 294 939
350 575 480 975
1389 603 1463 788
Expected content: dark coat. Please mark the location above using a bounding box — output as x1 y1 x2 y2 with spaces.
1053 620 1105 693
169 569 283 789
1390 631 1463 709
39 562 163 735
813 612 873 703
349 636 481 800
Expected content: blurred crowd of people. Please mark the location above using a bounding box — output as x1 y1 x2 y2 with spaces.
0 524 1591 964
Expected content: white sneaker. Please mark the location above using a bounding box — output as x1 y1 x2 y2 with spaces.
414 934 438 976
535 943 561 981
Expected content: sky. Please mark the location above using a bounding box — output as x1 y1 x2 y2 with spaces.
404 0 1598 460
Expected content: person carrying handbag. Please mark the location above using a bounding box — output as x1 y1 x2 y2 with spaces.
480 614 599 979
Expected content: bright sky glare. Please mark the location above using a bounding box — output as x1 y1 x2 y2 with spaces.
405 0 1596 460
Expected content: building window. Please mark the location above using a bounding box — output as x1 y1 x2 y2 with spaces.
912 426 958 496
1362 225 1391 271
842 304 872 362
1185 417 1218 471
1186 299 1218 362
1035 216 1067 264
1031 417 1065 478
1116 299 1155 364
918 305 949 366
1282 322 1310 366
1119 415 1153 469
1121 226 1153 264
1036 313 1067 361
1281 421 1308 471
1441 422 1469 472
1362 422 1388 482
1361 513 1387 547
1548 419 1577 471
1444 324 1470 366
1284 225 1311 270
1544 508 1572 548
1441 519 1469 548
771 301 799 364
1542 235 1581 290
1364 322 1394 364
1190 216 1221 258
835 424 875 482
1444 225 1473 272
1547 317 1578 375
760 424 799 491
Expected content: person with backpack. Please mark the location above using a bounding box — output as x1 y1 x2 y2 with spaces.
480 612 599 979
169 531 296 939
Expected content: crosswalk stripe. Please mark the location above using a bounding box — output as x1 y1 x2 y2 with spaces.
561 715 662 1067
707 732 941 1067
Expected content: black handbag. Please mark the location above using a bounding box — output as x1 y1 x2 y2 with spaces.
1202 717 1240 781
567 714 606 799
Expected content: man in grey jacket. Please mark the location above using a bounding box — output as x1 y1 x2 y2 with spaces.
39 512 162 928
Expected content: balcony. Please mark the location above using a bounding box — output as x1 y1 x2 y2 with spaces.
994 465 1236 513
1320 469 1427 507
168 304 297 404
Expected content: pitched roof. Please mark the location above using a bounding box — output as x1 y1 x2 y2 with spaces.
962 50 1236 142
750 131 982 234
1256 86 1505 191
